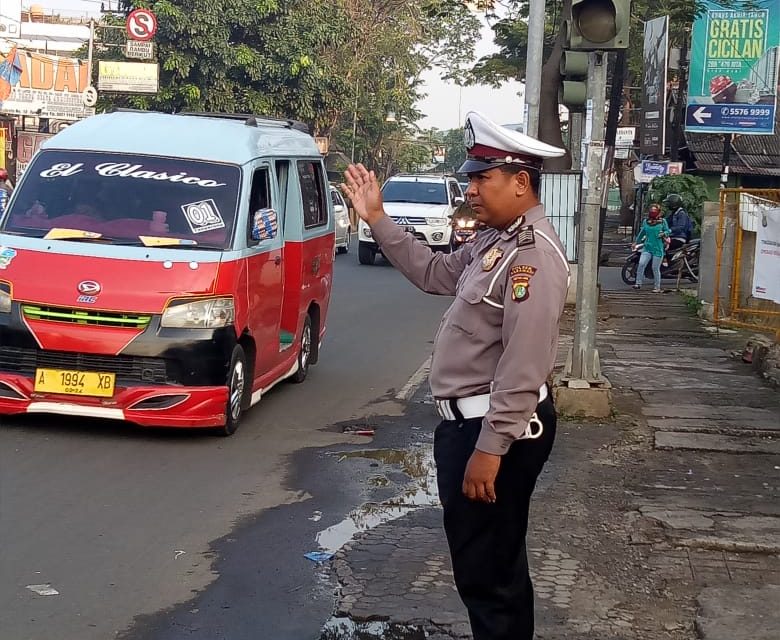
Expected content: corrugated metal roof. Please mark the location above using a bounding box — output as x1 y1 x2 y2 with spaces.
685 111 780 175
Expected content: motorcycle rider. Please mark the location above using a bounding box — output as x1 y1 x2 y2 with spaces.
663 193 693 251
632 203 670 293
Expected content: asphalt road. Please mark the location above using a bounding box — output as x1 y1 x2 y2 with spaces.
0 243 451 640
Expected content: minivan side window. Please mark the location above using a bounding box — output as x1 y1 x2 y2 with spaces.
247 167 271 246
298 161 327 229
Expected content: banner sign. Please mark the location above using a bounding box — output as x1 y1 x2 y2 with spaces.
1 50 95 120
752 207 780 303
686 0 780 135
16 131 53 176
641 17 669 154
98 61 159 94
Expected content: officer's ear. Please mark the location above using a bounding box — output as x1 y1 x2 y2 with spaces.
514 170 532 198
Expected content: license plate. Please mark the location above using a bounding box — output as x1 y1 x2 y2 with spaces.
34 368 116 398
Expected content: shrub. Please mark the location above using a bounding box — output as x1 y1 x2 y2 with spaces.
648 174 710 226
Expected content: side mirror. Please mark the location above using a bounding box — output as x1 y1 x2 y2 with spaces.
453 197 465 206
333 204 345 214
252 207 278 242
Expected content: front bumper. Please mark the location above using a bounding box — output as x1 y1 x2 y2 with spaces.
360 226 451 248
0 376 229 427
0 304 237 427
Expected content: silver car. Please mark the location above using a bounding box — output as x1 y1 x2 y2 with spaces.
330 185 352 254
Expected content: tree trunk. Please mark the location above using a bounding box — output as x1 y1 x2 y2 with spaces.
539 0 571 171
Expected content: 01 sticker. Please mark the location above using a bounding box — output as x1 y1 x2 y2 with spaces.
181 199 225 234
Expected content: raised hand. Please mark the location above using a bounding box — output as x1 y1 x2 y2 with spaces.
340 163 384 225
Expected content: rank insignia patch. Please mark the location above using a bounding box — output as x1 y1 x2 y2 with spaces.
482 247 504 271
516 225 535 248
509 265 537 302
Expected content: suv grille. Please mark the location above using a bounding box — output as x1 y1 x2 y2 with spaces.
22 305 152 329
0 346 170 385
391 216 427 225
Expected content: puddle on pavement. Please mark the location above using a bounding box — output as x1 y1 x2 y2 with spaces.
316 445 438 554
320 617 426 640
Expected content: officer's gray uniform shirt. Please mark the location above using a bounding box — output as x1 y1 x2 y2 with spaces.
371 204 569 456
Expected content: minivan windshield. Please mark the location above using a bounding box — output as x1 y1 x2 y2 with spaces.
382 180 448 205
1 150 241 249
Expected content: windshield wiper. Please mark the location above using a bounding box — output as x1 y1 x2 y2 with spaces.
44 228 104 241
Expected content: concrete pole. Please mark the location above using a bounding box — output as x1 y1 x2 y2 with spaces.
524 0 545 138
570 52 607 382
87 18 95 84
570 112 583 170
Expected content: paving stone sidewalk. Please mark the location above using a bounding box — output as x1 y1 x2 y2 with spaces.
320 291 779 640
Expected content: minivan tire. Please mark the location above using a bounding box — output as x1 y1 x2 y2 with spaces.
358 242 375 265
291 315 312 383
220 345 248 436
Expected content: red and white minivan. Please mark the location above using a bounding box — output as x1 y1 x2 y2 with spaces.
0 111 334 434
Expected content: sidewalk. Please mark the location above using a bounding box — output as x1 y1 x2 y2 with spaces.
321 291 779 640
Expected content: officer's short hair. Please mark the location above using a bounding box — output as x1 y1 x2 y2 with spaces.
499 164 541 196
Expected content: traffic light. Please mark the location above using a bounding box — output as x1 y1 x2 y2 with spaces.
560 50 589 111
565 0 630 50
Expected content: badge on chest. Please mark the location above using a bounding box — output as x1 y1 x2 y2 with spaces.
482 247 504 271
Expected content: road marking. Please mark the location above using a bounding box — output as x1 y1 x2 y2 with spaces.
395 356 431 401
26 584 59 596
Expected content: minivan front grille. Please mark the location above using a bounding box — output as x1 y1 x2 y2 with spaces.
22 305 152 329
0 346 170 385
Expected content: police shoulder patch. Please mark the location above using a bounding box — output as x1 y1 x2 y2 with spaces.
509 264 537 302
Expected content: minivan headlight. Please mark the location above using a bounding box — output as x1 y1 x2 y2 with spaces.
426 217 448 226
161 297 235 328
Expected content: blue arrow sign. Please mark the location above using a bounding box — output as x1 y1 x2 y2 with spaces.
685 103 776 134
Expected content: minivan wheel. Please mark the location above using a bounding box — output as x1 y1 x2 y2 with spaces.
291 315 312 383
220 345 248 436
358 242 375 265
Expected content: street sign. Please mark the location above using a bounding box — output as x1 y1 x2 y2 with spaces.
125 40 154 60
126 9 158 42
82 86 97 107
614 126 635 159
686 0 779 135
98 61 159 94
641 16 669 154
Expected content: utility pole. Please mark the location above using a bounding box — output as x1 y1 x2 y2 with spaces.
87 18 95 84
524 0 545 137
568 52 608 382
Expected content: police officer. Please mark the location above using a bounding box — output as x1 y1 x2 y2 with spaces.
342 111 570 640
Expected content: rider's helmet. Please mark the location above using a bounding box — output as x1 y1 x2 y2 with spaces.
663 193 683 210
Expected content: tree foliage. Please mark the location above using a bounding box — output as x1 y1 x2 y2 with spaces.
95 0 481 175
648 173 709 223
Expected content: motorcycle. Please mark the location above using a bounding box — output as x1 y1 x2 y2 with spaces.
621 237 700 285
451 215 479 248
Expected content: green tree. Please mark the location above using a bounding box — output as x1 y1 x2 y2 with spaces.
648 173 709 226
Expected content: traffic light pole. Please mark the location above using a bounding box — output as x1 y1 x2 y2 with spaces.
567 52 608 383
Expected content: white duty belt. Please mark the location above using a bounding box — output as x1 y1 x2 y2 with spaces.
434 384 548 440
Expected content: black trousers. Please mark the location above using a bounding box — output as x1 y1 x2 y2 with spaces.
433 396 557 640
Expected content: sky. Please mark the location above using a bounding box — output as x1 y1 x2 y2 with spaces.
21 1 525 132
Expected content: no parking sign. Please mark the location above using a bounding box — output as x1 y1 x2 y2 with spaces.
126 9 157 42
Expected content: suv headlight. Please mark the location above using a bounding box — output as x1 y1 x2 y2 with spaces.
0 284 11 314
426 217 448 226
161 297 235 329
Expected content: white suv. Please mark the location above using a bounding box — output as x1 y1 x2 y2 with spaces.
358 174 464 265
